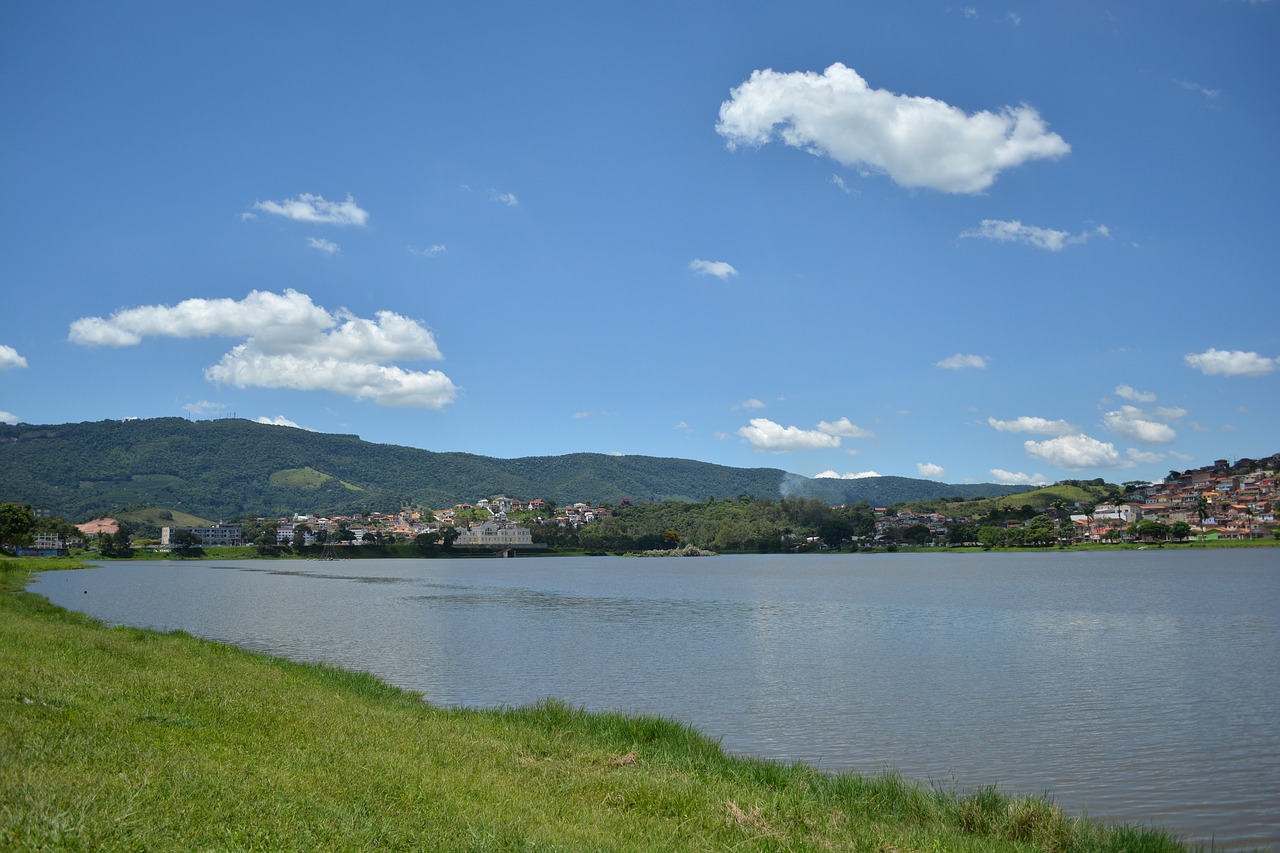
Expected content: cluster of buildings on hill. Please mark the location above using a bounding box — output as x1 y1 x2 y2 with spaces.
156 498 616 551
862 455 1280 545
1090 456 1280 542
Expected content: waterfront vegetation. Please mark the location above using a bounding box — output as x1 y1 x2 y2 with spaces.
2 557 1199 851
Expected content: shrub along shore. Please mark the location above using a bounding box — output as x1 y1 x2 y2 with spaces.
3 557 1196 852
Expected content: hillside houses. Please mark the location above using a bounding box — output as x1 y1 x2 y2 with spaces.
1067 456 1279 542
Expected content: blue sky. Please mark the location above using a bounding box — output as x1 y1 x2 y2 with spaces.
2 1 1277 488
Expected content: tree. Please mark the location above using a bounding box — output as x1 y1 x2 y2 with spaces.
1058 515 1076 546
0 503 35 549
901 524 932 546
1194 496 1211 525
1024 514 1056 546
946 523 978 546
100 523 133 558
1171 521 1192 541
414 530 440 553
170 528 203 556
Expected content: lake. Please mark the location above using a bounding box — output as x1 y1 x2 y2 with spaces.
33 548 1280 849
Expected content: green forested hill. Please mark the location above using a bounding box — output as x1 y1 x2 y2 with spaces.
0 418 1028 521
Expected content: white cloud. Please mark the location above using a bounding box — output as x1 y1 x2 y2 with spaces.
1177 80 1221 100
738 418 842 451
738 398 766 410
1184 348 1278 377
1103 405 1179 444
1114 384 1156 403
183 400 226 416
815 470 881 479
408 244 447 257
69 289 458 409
253 193 369 226
936 353 988 370
830 174 857 194
817 417 874 438
987 415 1079 436
989 469 1048 486
0 411 18 424
491 190 519 207
255 416 311 430
690 259 739 281
307 237 339 254
1127 449 1166 464
70 289 333 347
1024 433 1131 470
917 462 945 479
960 219 1109 251
0 344 28 370
716 62 1069 194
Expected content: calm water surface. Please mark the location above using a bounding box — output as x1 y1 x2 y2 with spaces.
35 549 1280 849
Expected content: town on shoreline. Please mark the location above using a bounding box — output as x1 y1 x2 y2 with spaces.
4 454 1278 558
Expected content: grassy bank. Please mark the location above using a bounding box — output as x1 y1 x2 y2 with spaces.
3 558 1195 852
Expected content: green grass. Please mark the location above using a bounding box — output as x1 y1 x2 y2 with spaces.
115 506 215 530
2 557 1198 852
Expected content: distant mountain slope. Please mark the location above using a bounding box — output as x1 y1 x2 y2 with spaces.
0 418 1029 520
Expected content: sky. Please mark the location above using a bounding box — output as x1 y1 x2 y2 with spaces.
2 2 1277 489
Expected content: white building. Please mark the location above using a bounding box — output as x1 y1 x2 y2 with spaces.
453 522 534 547
160 524 244 547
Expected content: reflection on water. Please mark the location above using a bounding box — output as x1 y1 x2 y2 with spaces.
33 549 1280 849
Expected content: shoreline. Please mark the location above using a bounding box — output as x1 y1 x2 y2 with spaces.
0 556 1211 850
65 534 1280 562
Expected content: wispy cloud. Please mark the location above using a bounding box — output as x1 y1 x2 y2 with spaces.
0 344 28 371
69 289 458 409
252 193 369 226
408 244 447 257
735 398 766 410
1184 348 1277 377
307 237 339 254
491 190 519 207
1177 79 1221 100
690 259 739 281
1114 384 1156 403
816 417 874 438
717 62 1069 194
988 415 1079 436
960 219 1109 251
182 400 226 416
989 469 1048 486
830 174 857 194
936 353 988 370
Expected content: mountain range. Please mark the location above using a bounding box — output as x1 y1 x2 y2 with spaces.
0 418 1030 521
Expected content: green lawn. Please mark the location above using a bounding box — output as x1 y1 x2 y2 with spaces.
2 557 1194 852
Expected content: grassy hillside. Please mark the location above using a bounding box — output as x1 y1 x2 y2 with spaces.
913 481 1123 520
0 418 1029 521
1 558 1189 852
